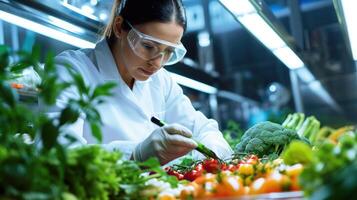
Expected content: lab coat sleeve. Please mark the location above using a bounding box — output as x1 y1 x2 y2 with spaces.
50 51 139 160
161 69 233 159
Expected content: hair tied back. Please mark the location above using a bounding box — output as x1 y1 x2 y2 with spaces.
117 0 128 15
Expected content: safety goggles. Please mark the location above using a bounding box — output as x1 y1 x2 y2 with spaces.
126 22 187 66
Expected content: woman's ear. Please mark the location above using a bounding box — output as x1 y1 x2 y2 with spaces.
113 16 124 39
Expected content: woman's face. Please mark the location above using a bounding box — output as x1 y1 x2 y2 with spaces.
117 21 184 82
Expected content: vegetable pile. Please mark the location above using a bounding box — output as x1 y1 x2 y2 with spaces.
167 156 303 199
2 44 357 200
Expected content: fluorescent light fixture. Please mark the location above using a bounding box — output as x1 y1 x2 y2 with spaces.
238 13 286 50
99 12 108 22
61 2 98 21
340 0 357 60
219 0 305 69
296 67 315 83
218 90 258 104
0 10 95 48
220 0 256 16
169 72 218 94
272 46 305 69
48 16 85 34
81 4 95 15
198 31 211 47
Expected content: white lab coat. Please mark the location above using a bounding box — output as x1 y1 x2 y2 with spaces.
52 39 233 161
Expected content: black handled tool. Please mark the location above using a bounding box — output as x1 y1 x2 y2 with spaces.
150 116 221 161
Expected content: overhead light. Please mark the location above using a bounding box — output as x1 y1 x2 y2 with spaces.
81 4 95 15
269 84 277 92
90 0 98 6
61 1 98 21
0 10 95 49
99 11 108 22
169 72 218 94
219 0 305 69
296 67 315 83
219 0 256 15
198 31 211 47
48 16 85 34
238 13 286 50
272 46 305 69
339 0 357 60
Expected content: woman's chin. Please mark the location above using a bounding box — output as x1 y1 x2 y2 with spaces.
134 74 151 81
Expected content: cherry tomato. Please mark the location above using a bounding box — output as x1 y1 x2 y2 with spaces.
225 164 238 172
249 155 259 161
202 158 221 173
246 158 258 165
195 163 203 172
238 164 254 176
242 155 259 165
165 167 184 180
184 169 202 181
220 163 228 171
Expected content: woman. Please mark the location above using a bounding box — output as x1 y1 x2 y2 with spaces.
54 0 233 165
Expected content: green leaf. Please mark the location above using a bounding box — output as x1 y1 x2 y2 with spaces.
42 51 55 76
90 122 102 142
139 157 161 169
282 140 314 165
67 68 88 95
41 121 60 150
85 107 101 122
59 104 80 126
91 82 117 100
0 45 10 72
31 45 41 62
0 82 19 107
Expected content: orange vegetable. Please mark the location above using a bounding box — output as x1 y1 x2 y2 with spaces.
213 176 245 197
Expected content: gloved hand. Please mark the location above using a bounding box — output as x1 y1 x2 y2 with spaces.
133 124 198 165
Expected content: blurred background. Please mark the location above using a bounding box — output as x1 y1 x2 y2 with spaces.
1 0 356 129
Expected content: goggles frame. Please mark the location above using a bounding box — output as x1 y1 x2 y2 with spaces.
126 21 187 65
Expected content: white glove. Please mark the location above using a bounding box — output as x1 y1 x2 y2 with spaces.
133 123 198 165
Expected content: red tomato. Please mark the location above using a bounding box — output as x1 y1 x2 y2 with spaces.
184 169 202 181
202 159 221 173
195 163 203 172
165 167 184 180
249 155 259 161
226 164 238 172
221 163 228 171
246 159 258 165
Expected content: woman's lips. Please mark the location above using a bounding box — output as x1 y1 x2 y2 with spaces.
139 68 155 76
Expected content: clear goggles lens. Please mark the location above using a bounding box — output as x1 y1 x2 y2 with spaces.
126 23 187 66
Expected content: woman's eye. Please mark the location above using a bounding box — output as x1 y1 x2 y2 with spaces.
142 43 155 50
165 48 174 54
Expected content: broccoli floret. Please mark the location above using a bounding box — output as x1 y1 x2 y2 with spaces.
245 138 267 156
235 121 304 157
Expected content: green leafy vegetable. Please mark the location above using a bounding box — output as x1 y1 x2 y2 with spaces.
235 121 307 157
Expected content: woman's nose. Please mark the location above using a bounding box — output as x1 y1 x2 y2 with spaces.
148 53 165 67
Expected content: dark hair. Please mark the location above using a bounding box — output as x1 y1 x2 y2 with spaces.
103 0 187 41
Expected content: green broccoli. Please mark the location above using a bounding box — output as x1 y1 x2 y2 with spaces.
235 121 306 157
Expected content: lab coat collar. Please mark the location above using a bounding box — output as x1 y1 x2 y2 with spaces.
94 39 121 81
94 39 153 85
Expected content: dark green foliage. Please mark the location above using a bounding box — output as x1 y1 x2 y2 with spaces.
0 45 177 199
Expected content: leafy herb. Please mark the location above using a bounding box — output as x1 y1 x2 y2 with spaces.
0 45 177 200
